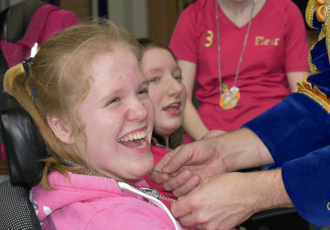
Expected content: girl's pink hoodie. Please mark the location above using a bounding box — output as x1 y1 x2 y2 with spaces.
30 172 186 230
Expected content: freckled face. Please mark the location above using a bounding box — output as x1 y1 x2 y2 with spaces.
76 47 155 181
140 48 187 137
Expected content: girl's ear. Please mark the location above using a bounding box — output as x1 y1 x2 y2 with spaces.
47 114 75 144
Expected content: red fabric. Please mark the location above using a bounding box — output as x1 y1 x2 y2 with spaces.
144 145 176 211
1 4 79 68
169 0 310 139
0 144 5 161
134 145 194 229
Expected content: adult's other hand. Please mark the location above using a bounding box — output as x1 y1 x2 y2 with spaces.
171 169 292 230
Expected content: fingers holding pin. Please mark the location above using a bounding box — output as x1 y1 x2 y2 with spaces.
151 170 173 178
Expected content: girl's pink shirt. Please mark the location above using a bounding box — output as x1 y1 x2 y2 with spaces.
30 172 186 230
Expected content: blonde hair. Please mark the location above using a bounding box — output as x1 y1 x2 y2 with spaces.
4 20 142 189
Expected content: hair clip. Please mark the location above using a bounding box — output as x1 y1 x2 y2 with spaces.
22 42 38 77
22 57 33 77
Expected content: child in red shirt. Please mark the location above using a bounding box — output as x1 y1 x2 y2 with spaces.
169 0 310 142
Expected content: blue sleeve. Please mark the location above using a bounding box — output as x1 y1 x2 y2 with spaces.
242 70 330 166
282 146 330 227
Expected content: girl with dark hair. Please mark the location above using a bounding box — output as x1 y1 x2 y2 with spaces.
137 38 191 202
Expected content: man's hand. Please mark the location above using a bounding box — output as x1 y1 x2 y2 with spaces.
151 128 273 197
151 137 227 197
171 173 255 230
171 169 292 230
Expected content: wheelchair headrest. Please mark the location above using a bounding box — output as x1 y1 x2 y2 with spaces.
0 107 47 187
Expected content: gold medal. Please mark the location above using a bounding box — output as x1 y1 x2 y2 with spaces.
215 0 256 110
220 86 240 110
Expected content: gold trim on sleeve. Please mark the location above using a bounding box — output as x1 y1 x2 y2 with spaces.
306 0 317 29
325 1 330 64
297 81 330 114
309 43 319 74
302 75 310 83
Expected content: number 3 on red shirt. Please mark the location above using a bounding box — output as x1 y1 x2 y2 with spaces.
204 30 214 47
